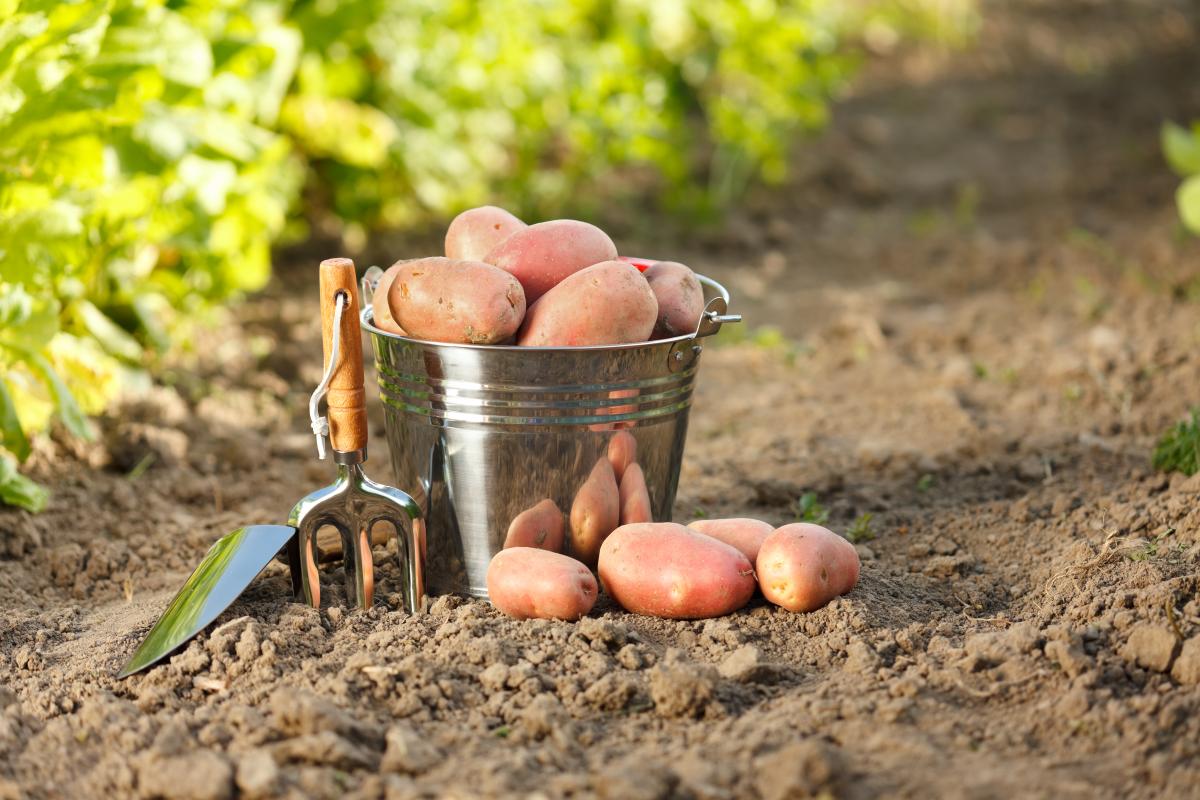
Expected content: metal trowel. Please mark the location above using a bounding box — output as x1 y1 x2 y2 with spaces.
118 258 424 678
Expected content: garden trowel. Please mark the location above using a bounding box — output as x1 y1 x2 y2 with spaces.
118 258 424 678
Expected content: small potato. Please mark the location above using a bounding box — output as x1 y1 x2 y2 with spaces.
619 462 652 525
487 548 597 620
388 257 526 344
445 205 527 262
607 431 637 482
372 260 409 335
599 523 756 619
687 518 773 563
517 261 657 347
503 498 564 552
643 261 705 339
756 523 860 613
485 219 618 302
569 457 620 567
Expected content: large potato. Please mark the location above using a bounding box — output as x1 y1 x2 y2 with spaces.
388 257 526 344
485 220 618 302
517 261 657 347
503 498 564 552
687 518 773 563
598 523 756 619
756 523 860 613
487 548 597 620
569 456 620 567
644 261 705 338
619 462 652 525
371 260 409 335
445 205 527 262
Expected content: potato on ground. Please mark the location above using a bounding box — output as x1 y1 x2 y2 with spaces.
517 261 657 347
607 431 637 482
569 457 620 567
485 219 618 302
598 522 756 619
487 548 597 620
643 260 705 338
687 518 773 563
756 523 860 612
388 257 526 344
445 205 526 262
619 462 652 525
371 260 409 335
503 498 565 552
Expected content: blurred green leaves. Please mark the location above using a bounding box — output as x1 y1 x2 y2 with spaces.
1163 122 1200 235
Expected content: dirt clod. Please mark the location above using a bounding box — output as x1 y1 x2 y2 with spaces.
754 739 844 800
1122 625 1181 673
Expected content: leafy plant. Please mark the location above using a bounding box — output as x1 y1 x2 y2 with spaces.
1163 121 1200 234
1152 407 1200 477
846 513 875 543
795 491 830 524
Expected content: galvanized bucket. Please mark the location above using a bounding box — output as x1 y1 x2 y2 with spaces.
361 267 738 598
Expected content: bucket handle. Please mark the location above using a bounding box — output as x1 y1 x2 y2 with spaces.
667 295 741 373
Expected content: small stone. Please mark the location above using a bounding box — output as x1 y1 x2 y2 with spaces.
931 536 958 555
649 664 716 719
1016 456 1045 482
754 740 844 800
844 640 881 674
718 645 770 683
1045 639 1091 679
235 750 278 798
1121 625 1179 673
1170 637 1200 685
854 544 876 561
138 750 233 800
381 724 442 774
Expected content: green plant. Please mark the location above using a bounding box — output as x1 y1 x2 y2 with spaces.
794 491 830 524
846 512 875 543
1163 121 1200 234
1152 407 1200 477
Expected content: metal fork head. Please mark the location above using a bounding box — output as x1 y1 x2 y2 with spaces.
287 454 425 613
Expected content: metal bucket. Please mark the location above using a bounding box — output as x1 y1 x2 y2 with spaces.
361 269 737 598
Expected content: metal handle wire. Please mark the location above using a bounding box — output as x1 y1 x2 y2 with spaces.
309 291 347 460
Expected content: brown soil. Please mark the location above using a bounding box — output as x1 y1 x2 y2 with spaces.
4 2 1200 798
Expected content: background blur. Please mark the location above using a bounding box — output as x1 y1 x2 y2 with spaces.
1 0 1197 510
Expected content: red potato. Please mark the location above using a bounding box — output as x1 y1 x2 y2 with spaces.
756 523 860 613
644 261 705 339
607 431 637 482
599 523 756 619
445 206 527 262
372 261 409 335
388 257 526 344
503 498 565 552
687 518 773 563
487 548 597 620
619 462 652 525
569 457 620 568
517 261 658 347
485 220 618 302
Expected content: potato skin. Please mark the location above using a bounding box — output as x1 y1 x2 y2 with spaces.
388 257 526 344
485 219 618 302
487 548 597 620
517 261 658 347
756 523 860 613
598 523 756 619
687 518 773 563
569 457 620 568
372 261 409 335
445 205 526 262
618 462 652 525
607 431 637 482
644 261 705 338
503 498 565 552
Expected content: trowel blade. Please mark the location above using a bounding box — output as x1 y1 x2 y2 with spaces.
118 524 297 678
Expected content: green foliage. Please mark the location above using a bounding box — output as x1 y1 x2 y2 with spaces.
794 491 830 524
1163 122 1200 234
846 512 875 543
1152 408 1200 477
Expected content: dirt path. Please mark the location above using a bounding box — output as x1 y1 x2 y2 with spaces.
3 2 1200 798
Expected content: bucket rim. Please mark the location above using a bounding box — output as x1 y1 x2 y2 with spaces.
361 272 732 353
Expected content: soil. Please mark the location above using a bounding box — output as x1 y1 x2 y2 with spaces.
4 2 1200 798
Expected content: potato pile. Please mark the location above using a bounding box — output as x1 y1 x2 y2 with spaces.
370 206 706 346
487 515 860 622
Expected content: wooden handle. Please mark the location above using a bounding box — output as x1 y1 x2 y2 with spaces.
320 258 367 453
